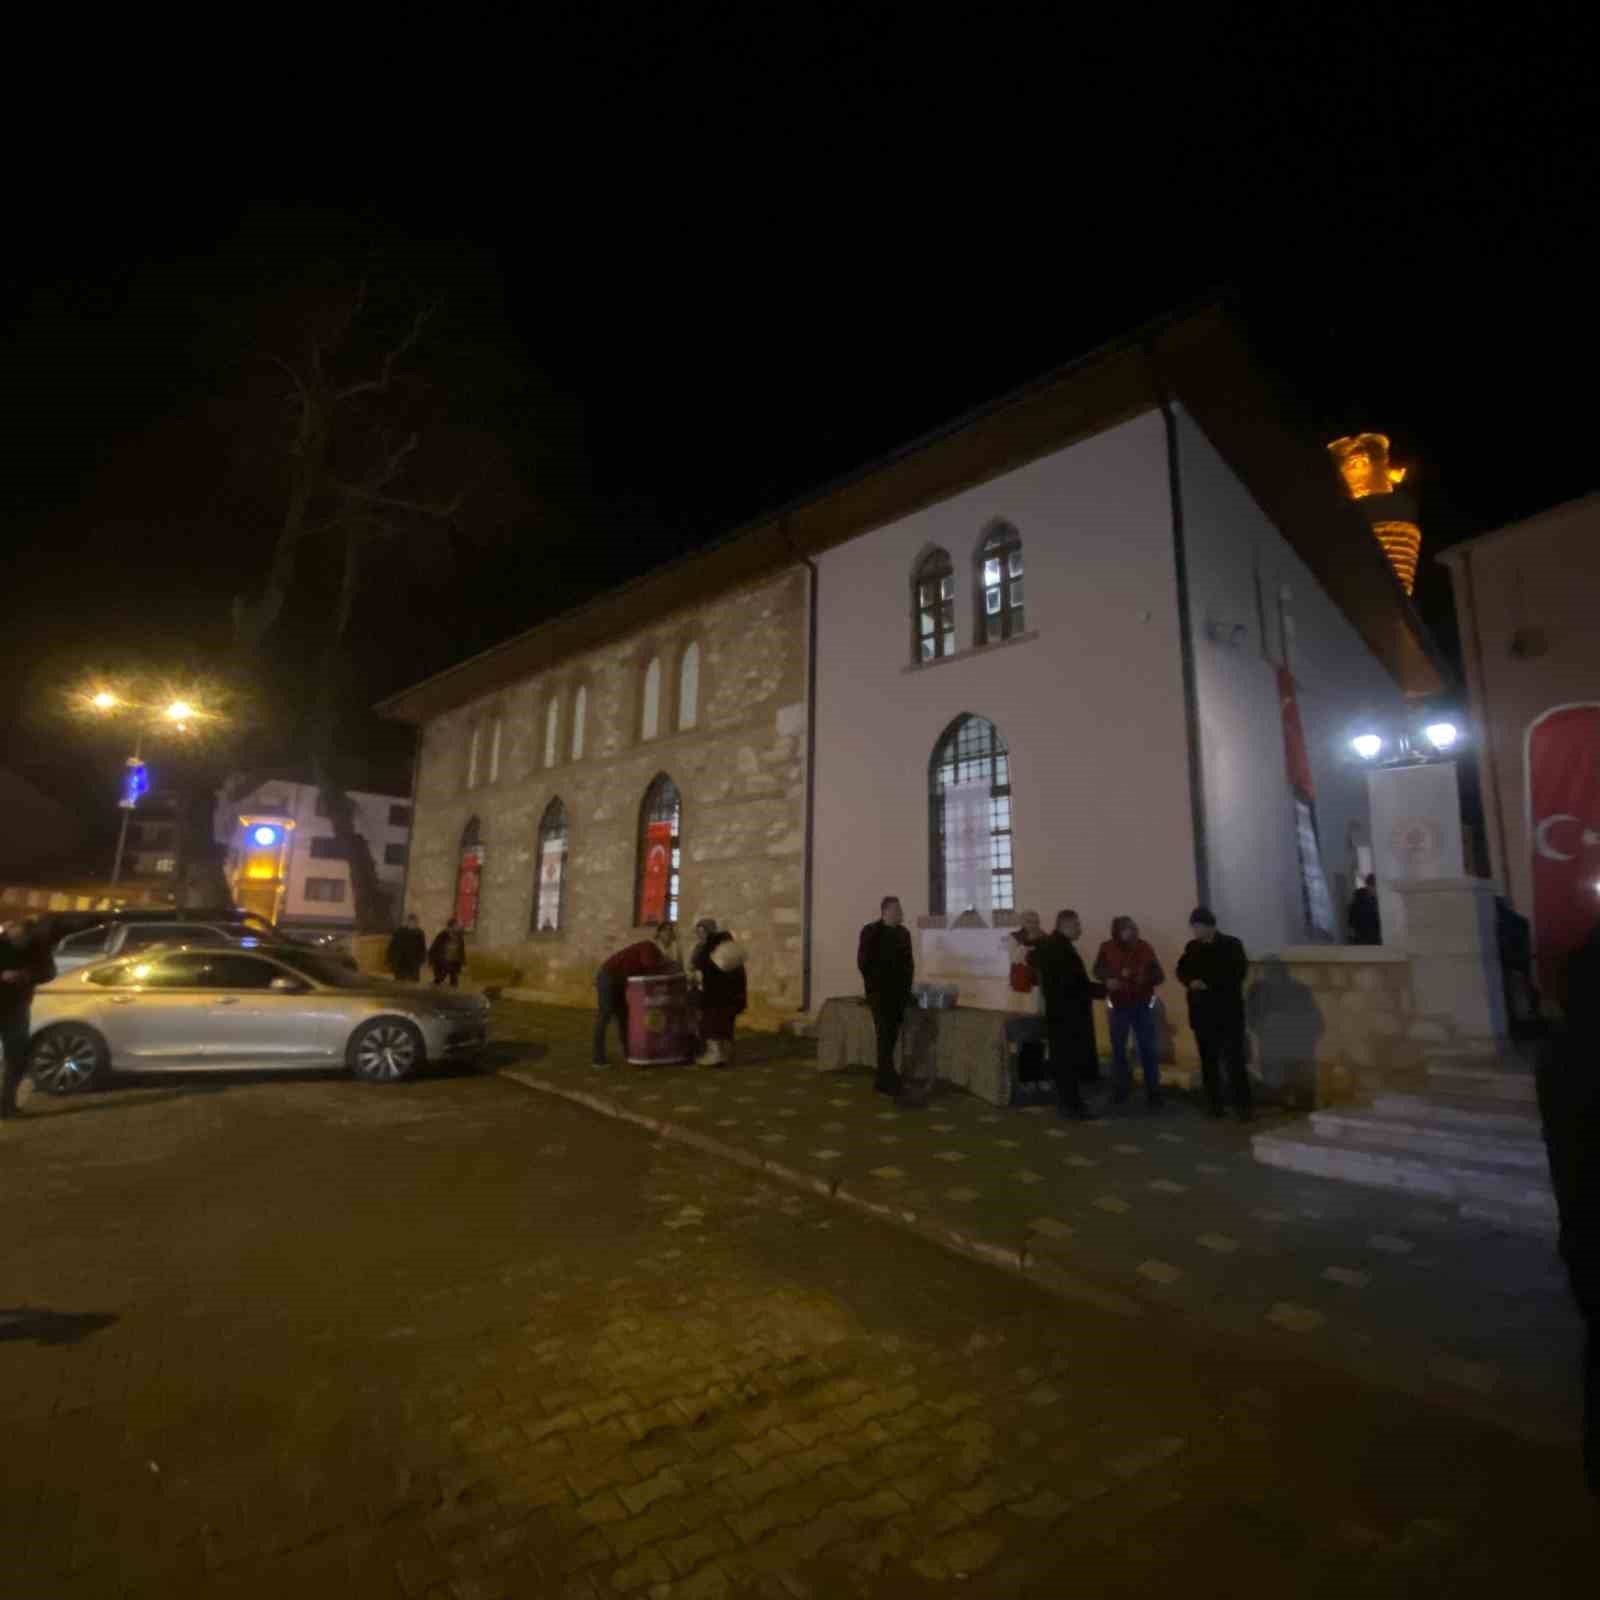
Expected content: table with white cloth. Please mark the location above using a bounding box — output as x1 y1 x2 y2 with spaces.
813 997 1043 1109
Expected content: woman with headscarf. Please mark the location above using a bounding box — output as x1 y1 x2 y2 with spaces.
692 917 747 1067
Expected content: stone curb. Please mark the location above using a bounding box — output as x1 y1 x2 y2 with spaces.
498 1067 1140 1318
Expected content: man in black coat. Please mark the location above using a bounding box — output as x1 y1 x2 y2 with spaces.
1 918 56 1119
1026 909 1100 1120
1176 906 1252 1121
386 914 427 983
1537 918 1600 1498
1347 874 1381 945
858 896 914 1096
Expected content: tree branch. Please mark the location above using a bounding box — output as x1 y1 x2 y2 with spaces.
335 304 434 402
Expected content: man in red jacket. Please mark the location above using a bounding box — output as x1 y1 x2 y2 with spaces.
1092 915 1165 1109
593 923 678 1067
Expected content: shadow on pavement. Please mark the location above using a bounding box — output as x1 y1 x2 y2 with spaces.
0 1307 118 1347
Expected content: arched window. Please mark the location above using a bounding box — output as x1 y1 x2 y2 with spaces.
913 548 956 663
677 642 700 731
543 694 560 768
928 715 1013 918
487 715 504 783
976 522 1024 645
635 774 681 926
466 723 481 789
571 685 587 761
455 816 485 932
641 656 662 741
533 798 568 932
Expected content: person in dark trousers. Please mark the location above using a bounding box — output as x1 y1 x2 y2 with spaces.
429 918 466 987
1537 917 1600 1498
1347 874 1381 945
1026 909 1101 1120
387 913 427 983
691 918 747 1067
858 896 914 1097
594 923 678 1067
1093 916 1165 1108
1176 907 1253 1121
1 918 56 1119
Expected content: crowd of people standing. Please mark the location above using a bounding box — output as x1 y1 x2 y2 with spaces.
859 895 1253 1122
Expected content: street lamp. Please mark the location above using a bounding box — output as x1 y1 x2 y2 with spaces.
1350 733 1384 762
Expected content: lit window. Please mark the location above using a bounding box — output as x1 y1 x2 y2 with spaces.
533 798 568 932
635 774 681 925
678 642 700 731
976 523 1024 645
155 857 176 875
571 685 587 761
488 716 503 783
466 723 481 789
544 695 560 768
929 714 1014 917
641 657 662 741
913 549 956 663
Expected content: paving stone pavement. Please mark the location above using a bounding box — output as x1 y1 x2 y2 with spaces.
0 1011 1595 1599
498 1005 1587 1448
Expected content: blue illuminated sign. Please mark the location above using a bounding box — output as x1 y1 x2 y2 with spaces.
252 825 279 847
119 759 148 810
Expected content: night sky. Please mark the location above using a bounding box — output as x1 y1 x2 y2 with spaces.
3 7 1594 846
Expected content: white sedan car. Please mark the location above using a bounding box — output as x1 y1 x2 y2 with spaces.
27 944 489 1092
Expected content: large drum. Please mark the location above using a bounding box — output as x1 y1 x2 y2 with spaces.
625 972 693 1065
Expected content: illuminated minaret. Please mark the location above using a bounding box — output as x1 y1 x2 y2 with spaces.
1327 432 1422 596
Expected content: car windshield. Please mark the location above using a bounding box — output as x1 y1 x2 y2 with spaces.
265 948 373 989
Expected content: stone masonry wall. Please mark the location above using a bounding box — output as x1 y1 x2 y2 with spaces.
406 569 809 1021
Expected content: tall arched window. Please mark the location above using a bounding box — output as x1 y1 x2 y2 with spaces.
975 522 1024 645
455 815 485 932
677 642 700 731
487 715 504 783
571 685 587 761
543 694 560 768
635 774 681 925
466 723 482 789
928 715 1013 918
913 548 956 663
533 798 568 932
641 657 663 741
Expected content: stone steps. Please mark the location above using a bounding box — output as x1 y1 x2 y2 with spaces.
1251 1126 1558 1233
1371 1092 1541 1136
1308 1107 1547 1171
1425 1061 1538 1104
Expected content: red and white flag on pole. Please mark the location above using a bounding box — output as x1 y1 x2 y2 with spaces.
1528 703 1600 998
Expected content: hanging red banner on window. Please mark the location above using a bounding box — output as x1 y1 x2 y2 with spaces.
639 821 674 924
456 845 485 932
1277 665 1316 802
1528 703 1600 999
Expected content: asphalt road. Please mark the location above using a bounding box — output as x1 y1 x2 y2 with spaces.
2 1051 1596 1599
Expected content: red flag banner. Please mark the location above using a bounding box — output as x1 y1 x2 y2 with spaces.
639 821 674 924
456 845 484 931
1277 665 1316 802
1527 703 1600 998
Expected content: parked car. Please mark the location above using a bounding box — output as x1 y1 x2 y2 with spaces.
51 917 357 976
28 944 489 1091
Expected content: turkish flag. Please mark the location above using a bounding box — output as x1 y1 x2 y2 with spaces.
639 820 674 924
1528 703 1600 998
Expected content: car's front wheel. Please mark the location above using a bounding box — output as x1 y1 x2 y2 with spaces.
29 1024 109 1095
348 1017 424 1083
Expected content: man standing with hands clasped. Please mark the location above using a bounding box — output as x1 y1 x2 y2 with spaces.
1176 907 1253 1121
858 896 914 1098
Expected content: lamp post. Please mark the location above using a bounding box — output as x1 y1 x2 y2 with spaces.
83 690 214 894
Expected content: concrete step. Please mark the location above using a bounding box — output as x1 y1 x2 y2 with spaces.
1426 1062 1538 1104
1308 1108 1547 1170
1252 1127 1557 1232
1371 1092 1541 1136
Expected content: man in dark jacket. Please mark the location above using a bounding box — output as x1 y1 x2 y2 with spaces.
858 896 914 1096
1 918 56 1119
1537 918 1600 1497
1175 906 1252 1120
594 922 679 1067
429 919 467 987
387 914 427 982
1026 909 1100 1120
